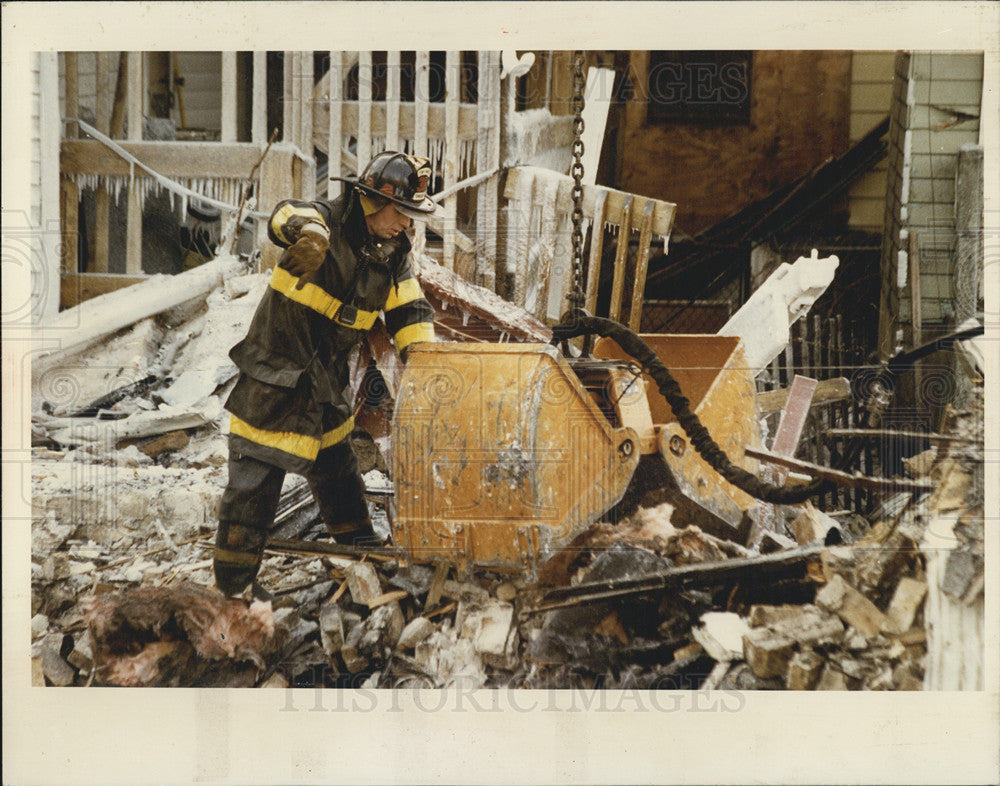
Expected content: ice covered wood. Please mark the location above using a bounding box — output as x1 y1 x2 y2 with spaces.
33 253 244 372
718 249 839 374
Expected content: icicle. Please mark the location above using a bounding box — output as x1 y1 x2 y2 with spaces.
461 310 470 327
440 299 448 311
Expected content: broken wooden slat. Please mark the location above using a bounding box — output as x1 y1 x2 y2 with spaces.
754 375 817 540
59 177 80 277
299 51 314 155
757 377 851 414
327 51 344 198
584 188 608 316
252 51 267 144
125 52 144 275
532 177 560 320
628 200 655 332
443 50 461 271
744 446 935 492
511 168 535 308
608 195 633 322
93 51 113 273
366 590 410 610
413 51 430 255
475 50 501 290
385 51 401 152
357 51 373 168
424 562 450 610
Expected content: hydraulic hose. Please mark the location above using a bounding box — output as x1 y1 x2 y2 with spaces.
551 314 832 504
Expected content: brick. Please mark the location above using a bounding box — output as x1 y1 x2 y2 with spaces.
816 574 887 636
749 604 808 628
743 627 795 679
785 649 824 690
883 577 927 635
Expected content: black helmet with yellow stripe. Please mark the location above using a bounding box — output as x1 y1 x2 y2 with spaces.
332 151 439 219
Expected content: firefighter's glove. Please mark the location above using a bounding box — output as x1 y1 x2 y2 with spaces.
282 228 329 289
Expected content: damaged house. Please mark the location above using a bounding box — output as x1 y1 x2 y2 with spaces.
22 49 984 692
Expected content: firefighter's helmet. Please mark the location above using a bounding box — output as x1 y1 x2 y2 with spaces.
332 151 439 218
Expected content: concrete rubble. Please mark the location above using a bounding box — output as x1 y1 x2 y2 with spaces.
29 249 983 691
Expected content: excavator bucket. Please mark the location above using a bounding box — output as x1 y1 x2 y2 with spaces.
392 343 640 576
593 334 762 537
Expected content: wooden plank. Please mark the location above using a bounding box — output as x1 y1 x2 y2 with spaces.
580 68 615 184
299 51 314 154
61 141 267 179
628 200 655 331
252 51 267 143
511 169 534 307
93 52 113 273
505 166 675 237
608 195 633 322
282 51 294 143
125 52 144 274
584 189 608 315
60 272 149 309
357 51 373 166
413 51 430 255
327 51 344 198
64 52 79 139
60 177 80 275
474 50 501 290
221 51 237 143
385 51 401 152
532 177 559 319
443 50 460 271
547 179 575 321
109 52 128 138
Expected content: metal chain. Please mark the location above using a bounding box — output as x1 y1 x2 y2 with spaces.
568 52 586 310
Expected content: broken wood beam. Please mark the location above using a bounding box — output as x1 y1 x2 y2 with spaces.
757 377 851 415
264 536 398 561
744 447 935 493
824 428 978 445
526 545 825 614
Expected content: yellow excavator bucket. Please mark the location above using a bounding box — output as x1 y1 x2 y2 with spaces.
391 335 761 575
593 334 762 537
392 343 640 575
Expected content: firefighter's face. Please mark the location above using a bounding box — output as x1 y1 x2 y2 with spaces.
366 202 412 239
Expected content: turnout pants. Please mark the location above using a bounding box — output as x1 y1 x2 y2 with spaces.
213 437 375 596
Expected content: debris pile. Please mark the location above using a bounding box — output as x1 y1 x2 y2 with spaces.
29 253 983 691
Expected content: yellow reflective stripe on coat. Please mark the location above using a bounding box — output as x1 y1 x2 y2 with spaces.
230 414 321 460
230 414 355 460
270 267 379 330
319 417 355 449
271 204 326 245
393 322 435 353
383 277 424 311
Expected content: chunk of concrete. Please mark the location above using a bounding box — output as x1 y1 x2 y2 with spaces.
743 627 795 679
345 562 383 606
692 612 751 662
882 577 927 635
396 617 436 651
318 604 346 656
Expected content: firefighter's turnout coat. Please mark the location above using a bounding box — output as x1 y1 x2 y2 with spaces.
224 193 435 475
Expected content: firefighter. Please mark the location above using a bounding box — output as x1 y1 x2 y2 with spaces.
213 151 438 597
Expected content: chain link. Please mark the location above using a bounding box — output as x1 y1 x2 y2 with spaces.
568 51 586 310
